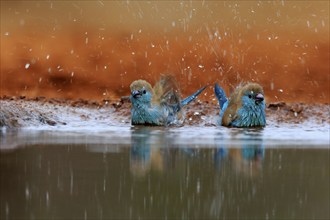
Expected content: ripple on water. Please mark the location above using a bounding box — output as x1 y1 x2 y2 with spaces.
1 121 329 151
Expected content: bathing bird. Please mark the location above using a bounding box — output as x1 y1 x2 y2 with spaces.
214 82 266 127
130 75 206 126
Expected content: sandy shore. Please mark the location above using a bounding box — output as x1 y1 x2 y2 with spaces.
1 96 329 129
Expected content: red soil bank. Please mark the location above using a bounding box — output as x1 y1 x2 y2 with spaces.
1 27 329 103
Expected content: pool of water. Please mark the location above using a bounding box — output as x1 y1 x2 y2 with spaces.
1 126 329 219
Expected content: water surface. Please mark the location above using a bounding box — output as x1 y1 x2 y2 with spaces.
0 126 329 219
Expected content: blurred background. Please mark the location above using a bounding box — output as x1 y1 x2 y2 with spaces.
1 1 329 103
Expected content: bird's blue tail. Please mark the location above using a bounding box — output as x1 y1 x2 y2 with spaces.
214 83 227 109
181 86 207 107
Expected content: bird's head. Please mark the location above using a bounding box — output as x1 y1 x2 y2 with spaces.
239 83 265 107
130 80 153 104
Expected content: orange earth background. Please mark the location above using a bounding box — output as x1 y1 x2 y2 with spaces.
1 1 329 103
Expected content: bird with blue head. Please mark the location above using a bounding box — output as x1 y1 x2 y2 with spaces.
130 75 206 126
214 82 266 127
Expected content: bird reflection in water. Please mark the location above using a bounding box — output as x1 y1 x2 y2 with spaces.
129 127 168 178
130 127 196 178
130 127 265 178
214 129 265 177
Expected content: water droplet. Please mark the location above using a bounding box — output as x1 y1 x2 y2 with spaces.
25 186 30 199
25 63 30 69
46 191 50 206
19 19 25 26
5 202 9 217
196 180 200 193
321 20 325 27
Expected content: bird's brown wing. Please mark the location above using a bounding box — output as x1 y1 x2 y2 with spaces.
221 101 239 126
221 85 242 126
152 74 181 107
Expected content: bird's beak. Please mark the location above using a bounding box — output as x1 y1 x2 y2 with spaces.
255 93 264 103
132 90 142 98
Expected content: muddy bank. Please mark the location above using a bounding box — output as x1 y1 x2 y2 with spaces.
1 28 329 104
1 96 329 129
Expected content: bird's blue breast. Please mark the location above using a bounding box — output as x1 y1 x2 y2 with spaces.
131 105 163 125
219 100 266 127
231 102 266 127
131 100 179 126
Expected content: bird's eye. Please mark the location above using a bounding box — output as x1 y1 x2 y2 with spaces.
248 95 252 99
142 90 146 94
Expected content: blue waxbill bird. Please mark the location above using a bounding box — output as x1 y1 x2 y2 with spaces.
214 82 266 127
130 75 206 126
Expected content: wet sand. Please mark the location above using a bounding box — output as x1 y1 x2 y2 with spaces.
1 96 329 129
